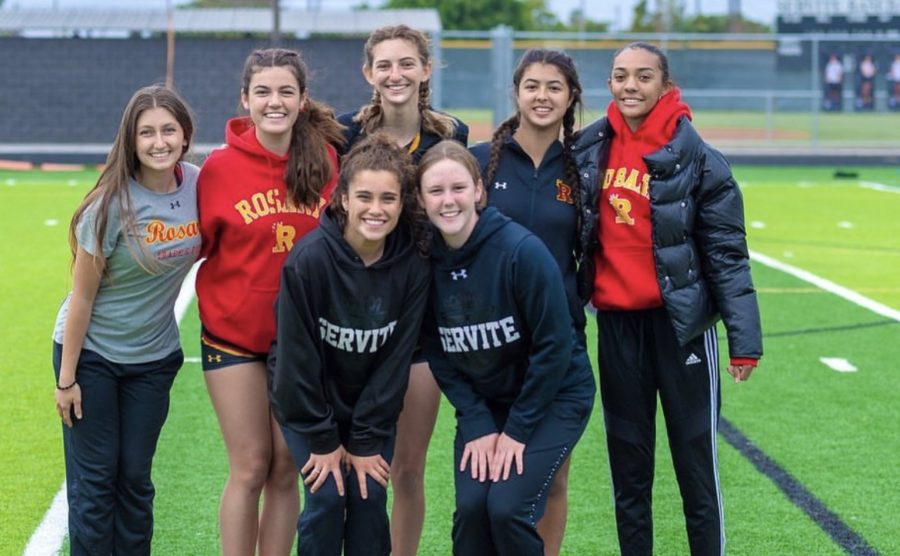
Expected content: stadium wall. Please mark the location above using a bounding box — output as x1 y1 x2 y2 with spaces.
0 36 371 148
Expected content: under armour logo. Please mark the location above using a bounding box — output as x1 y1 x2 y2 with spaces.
494 181 507 190
207 354 222 363
170 200 181 210
685 353 702 366
451 269 468 281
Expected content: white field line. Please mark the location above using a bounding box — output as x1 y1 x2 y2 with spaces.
24 262 199 556
859 181 900 194
819 357 858 373
750 250 900 322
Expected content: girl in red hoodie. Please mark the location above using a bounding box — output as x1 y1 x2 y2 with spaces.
196 48 343 555
572 43 763 555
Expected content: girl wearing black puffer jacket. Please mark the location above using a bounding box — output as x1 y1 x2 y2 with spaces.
571 42 763 556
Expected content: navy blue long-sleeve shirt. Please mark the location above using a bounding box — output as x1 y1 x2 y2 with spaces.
470 138 583 331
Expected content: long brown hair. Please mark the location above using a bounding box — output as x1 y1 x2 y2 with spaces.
330 133 428 255
354 25 458 139
240 48 344 208
69 85 194 272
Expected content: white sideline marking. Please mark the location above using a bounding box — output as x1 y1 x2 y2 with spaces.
859 181 900 194
750 220 766 229
24 262 200 556
43 219 58 227
750 251 900 323
5 178 15 186
184 356 201 364
22 487 68 556
66 180 78 187
173 262 199 324
819 357 858 373
837 221 854 229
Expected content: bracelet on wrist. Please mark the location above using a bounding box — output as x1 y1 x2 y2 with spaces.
56 380 77 391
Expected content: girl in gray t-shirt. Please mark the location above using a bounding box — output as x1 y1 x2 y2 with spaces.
51 85 200 555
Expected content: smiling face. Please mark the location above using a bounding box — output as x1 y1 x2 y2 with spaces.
608 47 671 132
515 62 572 133
134 106 185 177
419 158 484 250
241 65 306 153
364 38 431 109
341 169 403 262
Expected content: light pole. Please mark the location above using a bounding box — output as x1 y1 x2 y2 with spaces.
272 0 281 46
166 0 175 88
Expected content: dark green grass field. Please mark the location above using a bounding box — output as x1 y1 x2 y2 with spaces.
2 165 898 555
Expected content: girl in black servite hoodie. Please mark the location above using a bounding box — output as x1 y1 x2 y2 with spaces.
269 134 429 556
417 140 595 556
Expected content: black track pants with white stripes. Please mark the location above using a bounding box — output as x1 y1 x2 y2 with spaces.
596 307 724 556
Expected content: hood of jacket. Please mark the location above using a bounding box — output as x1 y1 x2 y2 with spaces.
430 206 510 270
319 204 418 271
606 86 692 148
225 116 290 165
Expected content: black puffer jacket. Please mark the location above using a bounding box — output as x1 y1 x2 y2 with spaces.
571 116 762 359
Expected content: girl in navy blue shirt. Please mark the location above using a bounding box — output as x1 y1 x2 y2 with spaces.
469 48 589 554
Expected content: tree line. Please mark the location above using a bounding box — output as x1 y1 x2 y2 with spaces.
181 0 771 33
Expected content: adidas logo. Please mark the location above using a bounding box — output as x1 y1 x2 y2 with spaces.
685 353 702 366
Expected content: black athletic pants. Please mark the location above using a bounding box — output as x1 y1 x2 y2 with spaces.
281 426 395 556
596 307 723 556
451 342 595 556
52 342 181 556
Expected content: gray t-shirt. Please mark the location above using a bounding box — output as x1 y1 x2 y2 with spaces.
53 162 201 363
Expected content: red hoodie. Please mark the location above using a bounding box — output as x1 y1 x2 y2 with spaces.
197 117 338 354
592 88 691 311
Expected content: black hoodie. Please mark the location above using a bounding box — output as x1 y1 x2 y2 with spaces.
422 207 592 445
270 207 430 456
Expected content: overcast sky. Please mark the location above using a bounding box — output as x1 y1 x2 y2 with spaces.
2 0 779 30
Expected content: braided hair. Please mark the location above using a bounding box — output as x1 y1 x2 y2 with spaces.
355 25 458 139
484 48 584 233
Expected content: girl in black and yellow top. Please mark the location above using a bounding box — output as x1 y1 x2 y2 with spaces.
270 134 429 556
572 42 763 555
419 140 594 556
337 24 468 555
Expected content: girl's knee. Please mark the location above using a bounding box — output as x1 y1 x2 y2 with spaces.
362 480 389 506
390 464 425 495
305 482 346 515
229 451 273 493
266 451 299 491
455 492 489 524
